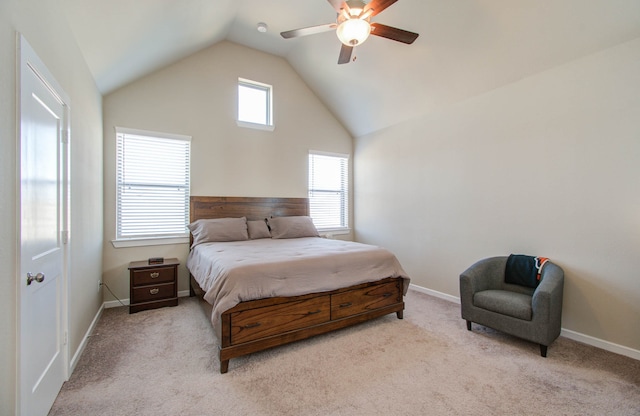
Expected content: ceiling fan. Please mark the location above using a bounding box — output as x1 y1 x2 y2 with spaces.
280 0 419 64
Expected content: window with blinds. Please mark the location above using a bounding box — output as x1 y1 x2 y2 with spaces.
116 128 191 241
308 151 349 231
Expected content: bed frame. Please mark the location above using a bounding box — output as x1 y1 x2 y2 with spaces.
189 196 405 373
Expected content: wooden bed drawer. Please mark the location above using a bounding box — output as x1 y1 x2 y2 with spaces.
230 295 330 345
331 280 402 320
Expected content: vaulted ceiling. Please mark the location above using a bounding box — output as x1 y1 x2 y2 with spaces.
61 0 640 137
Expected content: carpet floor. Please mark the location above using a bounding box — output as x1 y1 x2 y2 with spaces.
49 290 640 415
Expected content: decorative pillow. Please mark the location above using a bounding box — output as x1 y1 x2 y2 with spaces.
188 217 248 247
247 220 271 239
268 216 319 239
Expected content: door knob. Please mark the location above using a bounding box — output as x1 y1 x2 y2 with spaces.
26 272 45 285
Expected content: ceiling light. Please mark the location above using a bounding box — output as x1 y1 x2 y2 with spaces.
257 22 268 33
336 18 371 46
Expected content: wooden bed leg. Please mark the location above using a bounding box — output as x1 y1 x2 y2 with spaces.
220 360 229 374
396 310 403 319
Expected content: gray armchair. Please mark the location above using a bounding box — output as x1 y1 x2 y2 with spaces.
459 256 564 357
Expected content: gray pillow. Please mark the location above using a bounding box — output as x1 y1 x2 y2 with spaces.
268 216 319 239
188 217 248 247
247 220 271 239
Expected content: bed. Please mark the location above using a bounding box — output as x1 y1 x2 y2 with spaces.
187 196 410 373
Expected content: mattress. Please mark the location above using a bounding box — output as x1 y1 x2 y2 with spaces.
186 237 410 329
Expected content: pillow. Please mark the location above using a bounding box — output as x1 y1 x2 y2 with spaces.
247 220 271 239
268 216 319 239
188 217 248 247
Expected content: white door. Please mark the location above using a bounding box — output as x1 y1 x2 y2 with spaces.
18 35 69 416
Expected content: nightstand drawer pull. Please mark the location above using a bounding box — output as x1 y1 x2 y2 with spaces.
306 309 322 315
244 322 261 329
339 302 352 308
150 272 159 278
382 292 392 298
149 288 160 295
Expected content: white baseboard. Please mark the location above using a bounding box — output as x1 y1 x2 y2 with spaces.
560 328 640 361
69 302 104 374
409 283 640 361
103 289 191 309
409 283 460 304
103 298 129 309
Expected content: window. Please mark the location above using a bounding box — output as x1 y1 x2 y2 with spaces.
308 151 349 231
237 78 274 131
115 127 191 246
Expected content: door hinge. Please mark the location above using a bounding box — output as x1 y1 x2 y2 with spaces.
61 230 69 244
63 331 68 346
61 129 69 144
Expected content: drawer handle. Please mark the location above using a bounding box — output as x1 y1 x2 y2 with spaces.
244 322 261 329
149 288 160 295
306 309 322 316
150 272 160 278
339 302 352 308
382 292 392 298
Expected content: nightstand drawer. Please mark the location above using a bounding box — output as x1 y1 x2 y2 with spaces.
131 282 176 303
132 266 175 286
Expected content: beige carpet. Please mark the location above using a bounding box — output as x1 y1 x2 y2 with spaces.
49 290 640 416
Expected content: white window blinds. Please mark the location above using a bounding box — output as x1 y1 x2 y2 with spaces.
308 151 349 230
116 128 191 240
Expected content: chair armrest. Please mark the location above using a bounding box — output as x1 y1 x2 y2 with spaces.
460 256 507 294
532 262 564 321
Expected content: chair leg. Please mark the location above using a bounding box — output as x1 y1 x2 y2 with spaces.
540 344 548 357
466 320 472 331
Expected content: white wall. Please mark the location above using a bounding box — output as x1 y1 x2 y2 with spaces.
0 0 104 414
355 38 640 353
102 41 353 303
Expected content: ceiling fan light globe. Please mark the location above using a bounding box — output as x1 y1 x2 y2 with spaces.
336 18 371 46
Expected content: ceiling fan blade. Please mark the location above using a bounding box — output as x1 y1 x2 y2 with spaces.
364 0 398 17
338 44 353 64
370 23 419 44
281 23 337 39
327 0 344 13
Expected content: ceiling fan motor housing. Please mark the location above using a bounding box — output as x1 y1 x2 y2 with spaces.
336 0 372 46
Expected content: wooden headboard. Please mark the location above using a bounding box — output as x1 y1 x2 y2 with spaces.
189 196 309 223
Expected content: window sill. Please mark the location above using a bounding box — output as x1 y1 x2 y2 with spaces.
319 228 351 239
237 120 275 131
111 236 190 248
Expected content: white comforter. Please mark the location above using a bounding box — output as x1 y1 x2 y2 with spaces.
186 237 410 329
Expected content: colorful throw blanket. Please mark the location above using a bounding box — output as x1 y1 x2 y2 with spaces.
505 254 549 288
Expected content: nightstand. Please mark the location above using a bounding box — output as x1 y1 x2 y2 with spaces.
128 258 179 313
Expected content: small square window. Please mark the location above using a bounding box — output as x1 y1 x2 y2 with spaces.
237 78 274 131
